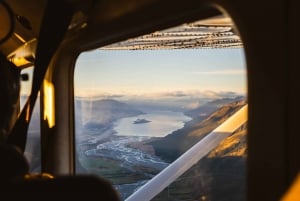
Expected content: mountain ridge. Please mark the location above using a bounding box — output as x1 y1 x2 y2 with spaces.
75 99 144 130
150 98 247 162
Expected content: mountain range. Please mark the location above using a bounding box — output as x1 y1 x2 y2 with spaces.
75 99 143 131
150 98 247 162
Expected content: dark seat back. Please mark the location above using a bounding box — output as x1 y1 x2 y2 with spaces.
2 174 121 201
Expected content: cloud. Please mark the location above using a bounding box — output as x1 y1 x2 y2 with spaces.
160 91 190 97
75 89 245 102
135 90 243 100
75 92 124 100
201 90 244 99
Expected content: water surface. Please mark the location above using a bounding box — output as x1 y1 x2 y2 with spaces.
114 111 192 137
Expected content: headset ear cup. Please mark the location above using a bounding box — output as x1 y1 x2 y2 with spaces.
0 53 20 141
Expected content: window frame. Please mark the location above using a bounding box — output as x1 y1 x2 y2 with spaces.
44 1 292 201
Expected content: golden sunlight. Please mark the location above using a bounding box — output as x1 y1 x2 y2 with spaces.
281 173 300 201
43 80 55 128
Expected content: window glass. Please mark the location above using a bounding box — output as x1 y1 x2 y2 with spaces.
74 14 247 201
20 67 41 173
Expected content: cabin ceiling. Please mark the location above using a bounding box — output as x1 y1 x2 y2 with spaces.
0 0 46 55
0 0 162 56
1 0 232 66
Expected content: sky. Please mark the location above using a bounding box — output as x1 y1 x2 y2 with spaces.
20 15 247 101
74 48 246 99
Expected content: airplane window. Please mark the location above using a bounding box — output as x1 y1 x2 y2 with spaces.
74 14 247 201
20 66 41 173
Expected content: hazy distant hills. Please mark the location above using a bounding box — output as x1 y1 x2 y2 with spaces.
150 98 247 162
75 99 144 130
74 96 246 131
185 96 245 121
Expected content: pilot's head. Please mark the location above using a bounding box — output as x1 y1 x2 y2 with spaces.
0 52 20 142
0 52 29 181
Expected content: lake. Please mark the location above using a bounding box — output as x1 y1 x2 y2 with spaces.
113 110 192 137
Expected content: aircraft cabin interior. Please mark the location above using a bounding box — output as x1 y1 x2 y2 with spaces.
0 0 300 200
